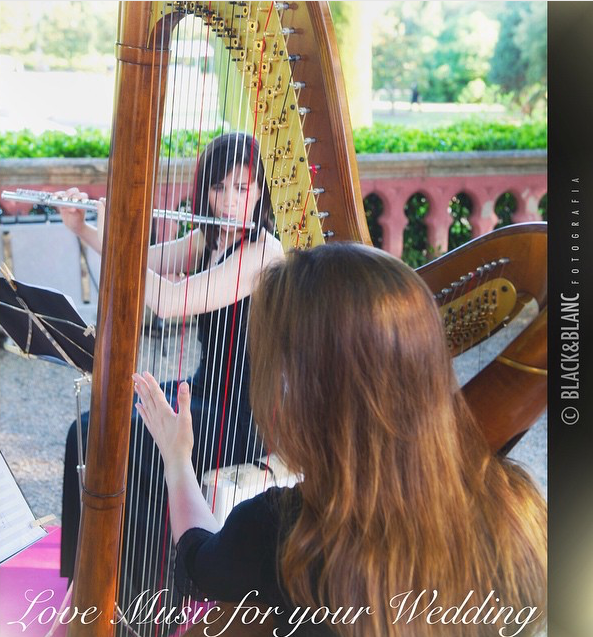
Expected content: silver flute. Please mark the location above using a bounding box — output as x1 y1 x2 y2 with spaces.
0 188 255 229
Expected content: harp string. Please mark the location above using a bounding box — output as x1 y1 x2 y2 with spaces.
154 5 220 616
116 4 318 628
225 7 303 496
157 6 256 613
208 1 275 507
152 7 213 627
226 0 304 500
147 7 176 606
194 4 253 495
208 2 313 504
220 6 263 483
193 16 247 487
120 1 174 621
130 3 250 620
175 10 211 386
153 12 200 618
221 0 277 496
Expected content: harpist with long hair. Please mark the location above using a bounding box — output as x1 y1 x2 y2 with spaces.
134 242 547 637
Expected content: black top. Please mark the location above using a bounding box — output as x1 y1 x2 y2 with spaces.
175 487 338 636
192 241 264 467
195 243 249 379
194 241 251 393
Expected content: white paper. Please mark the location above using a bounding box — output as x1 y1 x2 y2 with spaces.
0 452 47 563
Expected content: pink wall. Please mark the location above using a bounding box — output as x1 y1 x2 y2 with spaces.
361 172 546 256
356 150 546 256
0 151 546 257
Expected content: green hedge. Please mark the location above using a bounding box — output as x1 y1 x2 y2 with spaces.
0 121 546 268
0 127 222 159
0 119 546 159
353 119 547 153
0 128 111 158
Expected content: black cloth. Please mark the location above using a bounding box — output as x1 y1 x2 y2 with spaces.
175 487 338 637
60 242 265 611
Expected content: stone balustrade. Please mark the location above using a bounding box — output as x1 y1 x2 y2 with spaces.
357 150 547 256
0 150 546 257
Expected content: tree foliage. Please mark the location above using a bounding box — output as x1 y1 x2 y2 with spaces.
372 1 546 112
0 2 118 71
489 3 527 93
373 2 500 103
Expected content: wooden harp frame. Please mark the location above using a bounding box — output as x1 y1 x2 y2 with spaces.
68 2 547 634
69 2 370 634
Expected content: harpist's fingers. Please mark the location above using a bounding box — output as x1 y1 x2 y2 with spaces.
133 373 158 416
142 371 174 413
136 402 150 429
177 382 191 421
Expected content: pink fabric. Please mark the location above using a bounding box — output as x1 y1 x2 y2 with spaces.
0 527 68 637
0 526 212 636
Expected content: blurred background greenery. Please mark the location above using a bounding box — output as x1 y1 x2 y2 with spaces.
0 1 547 127
0 1 547 265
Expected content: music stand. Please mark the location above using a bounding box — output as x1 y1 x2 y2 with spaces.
1 263 95 499
0 265 94 374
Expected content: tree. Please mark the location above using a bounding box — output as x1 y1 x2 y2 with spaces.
0 1 118 70
372 2 500 105
372 8 410 111
39 3 93 66
513 1 546 112
0 3 38 58
423 4 499 102
372 2 439 108
489 2 529 94
489 2 547 112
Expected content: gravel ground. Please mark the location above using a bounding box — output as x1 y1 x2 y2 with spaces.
0 303 547 524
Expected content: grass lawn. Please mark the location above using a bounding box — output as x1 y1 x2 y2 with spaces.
370 100 537 129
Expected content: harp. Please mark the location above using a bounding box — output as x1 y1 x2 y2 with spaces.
418 222 547 453
67 2 546 635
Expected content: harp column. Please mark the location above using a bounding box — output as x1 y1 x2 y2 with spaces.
69 3 177 635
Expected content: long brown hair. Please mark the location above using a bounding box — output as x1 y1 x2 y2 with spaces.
249 242 546 637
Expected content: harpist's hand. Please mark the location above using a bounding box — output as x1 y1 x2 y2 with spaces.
133 372 194 472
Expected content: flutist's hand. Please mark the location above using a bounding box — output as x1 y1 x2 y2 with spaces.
54 187 90 232
55 187 105 255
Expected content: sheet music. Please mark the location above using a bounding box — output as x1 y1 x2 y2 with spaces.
0 451 47 563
